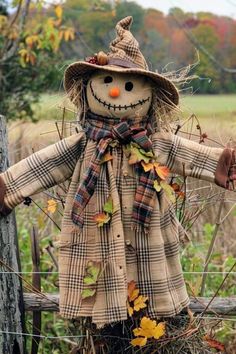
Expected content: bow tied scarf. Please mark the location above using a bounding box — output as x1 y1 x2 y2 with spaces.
71 111 159 233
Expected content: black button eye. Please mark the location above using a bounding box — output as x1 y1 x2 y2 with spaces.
104 76 113 84
125 82 133 91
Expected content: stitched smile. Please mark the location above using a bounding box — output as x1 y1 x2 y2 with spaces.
90 81 150 111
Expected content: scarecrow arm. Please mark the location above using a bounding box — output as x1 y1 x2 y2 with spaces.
152 131 235 191
0 132 86 216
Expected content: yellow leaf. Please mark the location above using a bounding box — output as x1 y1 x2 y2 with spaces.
55 5 63 19
130 336 147 347
133 317 157 338
141 161 154 172
94 212 110 227
47 199 57 213
64 28 75 41
152 322 165 339
153 163 170 180
133 317 165 340
127 301 134 317
133 295 148 312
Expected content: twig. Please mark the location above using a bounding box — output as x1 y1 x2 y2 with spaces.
199 260 236 318
200 192 225 296
30 227 42 354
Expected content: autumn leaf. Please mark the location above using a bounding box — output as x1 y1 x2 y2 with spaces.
81 288 96 299
141 161 154 172
129 288 139 302
128 144 153 165
203 335 225 352
130 336 147 347
152 322 165 340
63 28 75 41
153 180 162 192
135 317 165 339
133 317 158 338
153 163 170 180
94 212 110 227
160 181 176 203
55 5 63 20
127 301 134 317
83 261 100 285
133 295 148 312
103 197 113 214
128 280 136 299
47 199 57 213
101 152 113 164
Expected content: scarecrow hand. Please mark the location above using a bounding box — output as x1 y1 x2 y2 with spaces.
152 131 236 191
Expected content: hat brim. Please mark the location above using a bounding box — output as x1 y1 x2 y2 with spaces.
64 61 179 108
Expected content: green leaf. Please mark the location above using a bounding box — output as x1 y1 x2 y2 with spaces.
81 288 96 299
129 144 153 165
103 197 113 214
83 261 100 285
160 181 176 203
153 180 162 192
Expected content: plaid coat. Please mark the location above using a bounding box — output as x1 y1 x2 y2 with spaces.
0 129 235 327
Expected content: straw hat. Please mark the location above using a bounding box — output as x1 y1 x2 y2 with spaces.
64 16 179 108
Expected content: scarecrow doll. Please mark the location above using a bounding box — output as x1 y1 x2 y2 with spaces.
0 16 235 329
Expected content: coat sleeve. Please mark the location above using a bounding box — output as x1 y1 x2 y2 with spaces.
0 131 86 216
152 130 236 191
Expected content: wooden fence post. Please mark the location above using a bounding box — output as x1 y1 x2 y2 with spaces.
0 116 26 353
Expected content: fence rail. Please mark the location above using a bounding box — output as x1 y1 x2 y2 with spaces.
23 293 236 315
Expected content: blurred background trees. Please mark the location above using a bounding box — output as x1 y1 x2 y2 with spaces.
1 0 236 121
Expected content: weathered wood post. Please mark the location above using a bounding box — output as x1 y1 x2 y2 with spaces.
0 116 26 353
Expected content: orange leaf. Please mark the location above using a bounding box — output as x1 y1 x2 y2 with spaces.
130 336 147 347
171 183 180 192
203 335 225 352
101 152 113 164
129 288 139 302
153 163 170 180
128 280 136 300
94 212 110 227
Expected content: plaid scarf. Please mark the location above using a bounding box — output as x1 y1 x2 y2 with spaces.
71 111 156 232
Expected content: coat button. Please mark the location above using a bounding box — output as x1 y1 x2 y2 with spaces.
125 239 131 246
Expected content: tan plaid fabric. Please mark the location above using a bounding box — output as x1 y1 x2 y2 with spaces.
0 130 232 327
109 16 148 70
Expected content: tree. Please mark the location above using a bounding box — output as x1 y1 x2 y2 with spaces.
0 1 74 121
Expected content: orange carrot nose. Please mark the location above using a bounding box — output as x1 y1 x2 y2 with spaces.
109 87 120 98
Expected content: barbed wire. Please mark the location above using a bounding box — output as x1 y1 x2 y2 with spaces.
0 271 236 275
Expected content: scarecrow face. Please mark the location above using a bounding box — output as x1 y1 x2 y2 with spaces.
86 71 152 119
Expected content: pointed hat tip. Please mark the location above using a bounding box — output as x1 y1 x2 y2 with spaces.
116 16 133 30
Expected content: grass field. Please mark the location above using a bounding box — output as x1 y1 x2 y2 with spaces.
180 94 236 120
35 93 236 121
